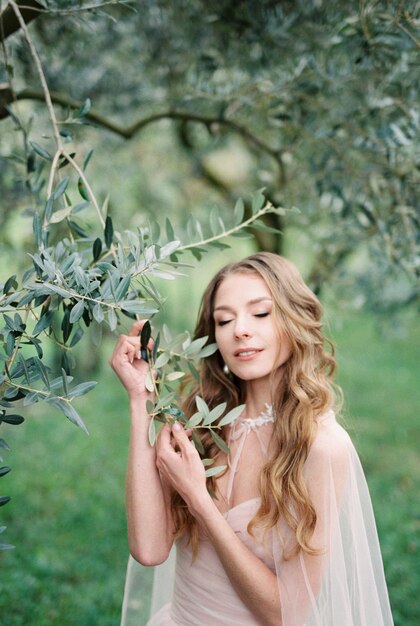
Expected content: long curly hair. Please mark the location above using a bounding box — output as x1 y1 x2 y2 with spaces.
172 252 340 557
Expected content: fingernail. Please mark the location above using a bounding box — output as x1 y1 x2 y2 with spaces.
172 422 181 432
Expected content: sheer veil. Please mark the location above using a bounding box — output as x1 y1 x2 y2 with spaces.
272 411 393 626
121 551 175 626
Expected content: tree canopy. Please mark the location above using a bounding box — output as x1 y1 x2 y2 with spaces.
1 0 418 310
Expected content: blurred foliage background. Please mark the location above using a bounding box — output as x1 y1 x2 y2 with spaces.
1 0 419 313
0 1 419 624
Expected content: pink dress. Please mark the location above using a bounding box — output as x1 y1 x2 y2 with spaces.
121 408 394 626
147 405 275 626
148 499 273 625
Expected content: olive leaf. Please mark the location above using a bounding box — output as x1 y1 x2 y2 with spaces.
218 404 246 427
210 430 230 456
140 320 152 362
205 464 227 478
145 372 155 393
202 402 227 426
185 412 203 428
166 371 185 382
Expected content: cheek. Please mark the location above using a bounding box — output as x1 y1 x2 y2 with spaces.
215 329 231 361
214 327 223 349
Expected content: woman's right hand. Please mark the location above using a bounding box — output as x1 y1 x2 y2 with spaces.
109 320 154 400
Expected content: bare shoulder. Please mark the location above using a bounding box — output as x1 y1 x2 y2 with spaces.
308 410 354 465
305 411 360 502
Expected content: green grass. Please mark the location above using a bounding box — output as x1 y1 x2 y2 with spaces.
0 369 153 626
0 312 418 625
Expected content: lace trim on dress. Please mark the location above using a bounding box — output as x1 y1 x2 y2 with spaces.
231 402 274 435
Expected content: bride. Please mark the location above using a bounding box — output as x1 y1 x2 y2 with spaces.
110 252 394 626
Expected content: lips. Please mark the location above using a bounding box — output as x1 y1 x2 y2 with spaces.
234 348 262 357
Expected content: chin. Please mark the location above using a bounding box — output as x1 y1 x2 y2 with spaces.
231 368 273 382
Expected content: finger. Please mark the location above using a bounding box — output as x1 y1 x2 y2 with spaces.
156 425 181 475
128 321 155 355
115 335 140 352
156 423 172 454
171 422 194 455
110 337 138 365
128 320 145 337
115 334 152 363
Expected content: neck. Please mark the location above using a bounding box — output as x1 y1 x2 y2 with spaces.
243 366 286 418
243 378 272 418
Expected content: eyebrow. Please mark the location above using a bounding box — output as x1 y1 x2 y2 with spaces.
213 297 272 312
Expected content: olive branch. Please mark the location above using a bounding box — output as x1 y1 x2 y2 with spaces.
139 320 245 478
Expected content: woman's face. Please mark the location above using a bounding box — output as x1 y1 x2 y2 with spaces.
213 272 292 384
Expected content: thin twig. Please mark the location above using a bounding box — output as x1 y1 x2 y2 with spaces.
396 20 420 48
9 1 62 150
28 282 123 310
45 148 63 213
62 151 105 229
176 201 278 252
5 379 73 404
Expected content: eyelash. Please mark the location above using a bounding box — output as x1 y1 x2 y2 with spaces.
217 312 270 326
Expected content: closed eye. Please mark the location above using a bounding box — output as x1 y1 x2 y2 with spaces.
254 312 269 318
217 319 232 326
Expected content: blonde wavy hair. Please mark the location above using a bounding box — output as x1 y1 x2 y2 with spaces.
172 252 340 557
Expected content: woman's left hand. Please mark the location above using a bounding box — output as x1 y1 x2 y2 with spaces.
156 423 209 514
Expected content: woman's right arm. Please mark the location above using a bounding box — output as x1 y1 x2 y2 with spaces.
109 321 175 566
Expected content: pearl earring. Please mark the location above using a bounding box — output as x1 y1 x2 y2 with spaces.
223 364 230 375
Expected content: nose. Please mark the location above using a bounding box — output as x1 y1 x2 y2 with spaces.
234 318 251 339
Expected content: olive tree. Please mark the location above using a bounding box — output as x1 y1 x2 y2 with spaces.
0 0 418 550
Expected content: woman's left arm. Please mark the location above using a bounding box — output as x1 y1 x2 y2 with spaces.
156 423 281 626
